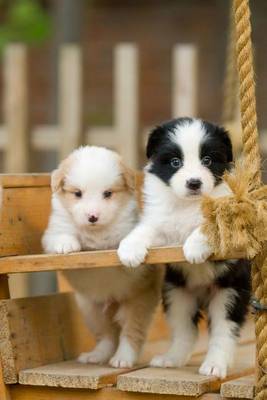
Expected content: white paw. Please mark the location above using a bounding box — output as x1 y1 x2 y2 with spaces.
109 356 134 369
199 357 227 379
183 231 212 264
150 353 186 368
118 238 148 268
78 349 110 364
51 235 81 254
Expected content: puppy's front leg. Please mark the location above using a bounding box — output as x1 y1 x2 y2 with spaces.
183 226 212 264
118 222 156 268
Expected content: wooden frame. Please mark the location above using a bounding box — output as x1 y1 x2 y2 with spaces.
0 175 255 400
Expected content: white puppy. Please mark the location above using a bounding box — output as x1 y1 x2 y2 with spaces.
118 118 251 378
42 146 162 368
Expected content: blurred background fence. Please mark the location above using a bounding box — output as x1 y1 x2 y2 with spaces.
0 42 198 170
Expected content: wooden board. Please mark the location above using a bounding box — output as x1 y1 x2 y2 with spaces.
0 293 94 383
0 247 245 275
19 361 129 390
220 375 255 399
117 342 255 396
0 174 50 188
0 186 51 256
9 385 222 400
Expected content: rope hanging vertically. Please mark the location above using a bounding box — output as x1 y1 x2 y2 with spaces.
233 1 266 399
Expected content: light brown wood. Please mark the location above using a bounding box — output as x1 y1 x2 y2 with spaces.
0 293 95 383
220 374 255 399
9 385 222 400
0 187 51 256
117 342 255 396
114 44 139 168
0 359 11 400
0 174 50 188
59 45 82 159
172 44 198 118
3 45 29 173
19 361 130 389
0 247 246 275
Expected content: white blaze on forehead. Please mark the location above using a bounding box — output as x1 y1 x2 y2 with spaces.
170 119 206 166
66 146 122 190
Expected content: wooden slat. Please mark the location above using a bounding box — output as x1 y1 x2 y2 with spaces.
0 247 245 275
9 385 222 400
0 186 51 256
117 342 255 396
19 361 130 390
3 45 29 173
0 174 50 188
0 293 95 383
220 375 255 399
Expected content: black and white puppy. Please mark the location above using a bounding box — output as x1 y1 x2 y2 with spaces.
118 117 251 378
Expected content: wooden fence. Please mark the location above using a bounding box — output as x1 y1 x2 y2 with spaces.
0 43 198 171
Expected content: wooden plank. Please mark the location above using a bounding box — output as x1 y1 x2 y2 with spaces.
0 293 95 383
3 45 29 173
0 174 50 188
117 342 255 396
114 44 139 168
0 247 245 275
0 187 51 256
19 361 131 389
172 44 197 118
0 276 10 299
221 375 255 399
59 45 82 159
9 385 222 400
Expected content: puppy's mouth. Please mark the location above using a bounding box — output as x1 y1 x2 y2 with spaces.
186 189 202 197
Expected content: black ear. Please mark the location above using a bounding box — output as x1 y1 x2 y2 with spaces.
146 126 165 159
216 126 233 163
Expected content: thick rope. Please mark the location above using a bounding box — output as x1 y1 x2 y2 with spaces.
233 1 266 398
234 0 261 188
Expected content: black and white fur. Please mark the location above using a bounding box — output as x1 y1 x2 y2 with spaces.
117 118 251 378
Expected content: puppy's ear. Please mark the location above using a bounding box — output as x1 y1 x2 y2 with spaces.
120 162 136 192
51 157 70 192
146 125 165 159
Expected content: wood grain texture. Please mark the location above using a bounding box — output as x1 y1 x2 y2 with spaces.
0 174 50 188
19 361 129 389
0 186 51 256
117 342 255 396
0 247 246 274
220 374 255 399
0 293 95 383
9 385 222 400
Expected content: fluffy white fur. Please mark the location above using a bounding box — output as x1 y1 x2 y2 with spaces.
42 146 162 368
118 119 235 378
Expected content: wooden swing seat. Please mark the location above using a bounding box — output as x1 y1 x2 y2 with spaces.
0 174 257 400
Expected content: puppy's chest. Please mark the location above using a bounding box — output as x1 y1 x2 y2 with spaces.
159 205 203 245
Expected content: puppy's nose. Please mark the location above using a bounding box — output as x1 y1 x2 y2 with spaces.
88 215 98 223
186 178 202 191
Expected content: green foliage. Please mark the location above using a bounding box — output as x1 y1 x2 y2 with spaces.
0 0 52 52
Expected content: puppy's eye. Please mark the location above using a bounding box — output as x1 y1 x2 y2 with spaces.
103 190 112 199
170 157 182 168
202 156 212 167
74 190 82 198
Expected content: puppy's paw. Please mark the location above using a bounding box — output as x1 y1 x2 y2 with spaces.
183 230 212 264
51 235 81 254
150 354 177 368
118 238 148 268
78 349 110 365
199 356 228 379
109 338 137 368
109 356 134 369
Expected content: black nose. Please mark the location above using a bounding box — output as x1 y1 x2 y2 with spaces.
88 215 98 223
186 178 202 191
